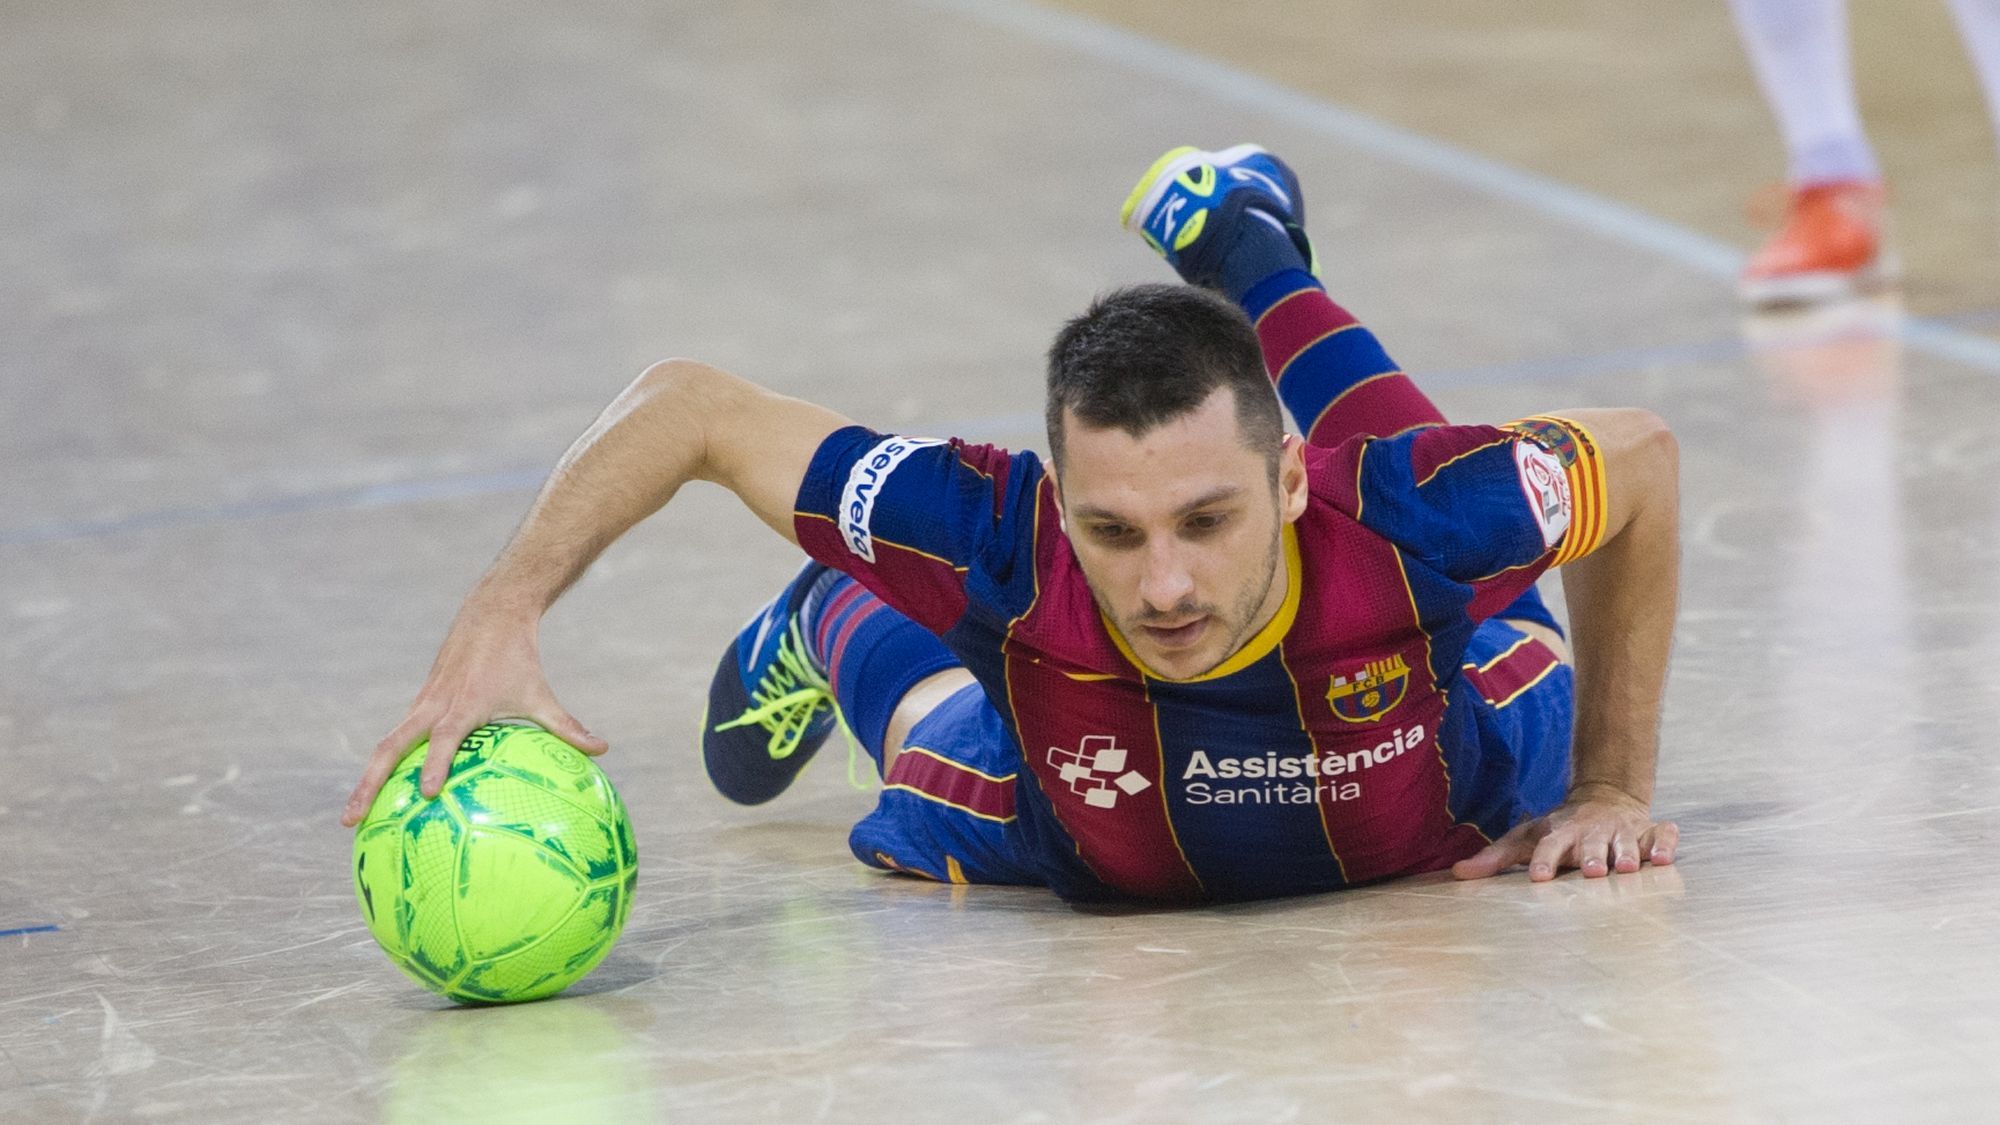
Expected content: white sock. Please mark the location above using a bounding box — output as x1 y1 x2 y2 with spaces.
1729 0 1882 184
1947 0 2000 142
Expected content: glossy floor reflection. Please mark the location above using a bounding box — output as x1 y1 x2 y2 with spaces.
4 1 1999 1122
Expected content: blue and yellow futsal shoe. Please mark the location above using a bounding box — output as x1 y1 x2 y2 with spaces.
1119 143 1319 288
704 562 841 806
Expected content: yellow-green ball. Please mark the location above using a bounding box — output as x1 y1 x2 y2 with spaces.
352 722 637 1004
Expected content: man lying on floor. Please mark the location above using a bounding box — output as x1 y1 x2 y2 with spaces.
343 144 1681 903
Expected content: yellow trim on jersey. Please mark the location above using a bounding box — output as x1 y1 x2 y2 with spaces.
1306 370 1404 441
1100 523 1302 684
1274 324 1360 383
953 454 996 482
1352 441 1369 523
897 744 1017 785
1148 686 1205 894
1511 415 1610 568
1486 659 1562 710
1469 634 1533 674
1414 437 1510 489
1277 640 1350 883
793 510 972 573
883 783 1017 824
945 855 968 884
1391 539 1490 847
1466 557 1545 585
1382 420 1441 440
1253 287 1312 329
1388 545 1435 712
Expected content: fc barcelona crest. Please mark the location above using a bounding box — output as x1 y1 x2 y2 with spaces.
1503 418 1579 469
1327 656 1411 723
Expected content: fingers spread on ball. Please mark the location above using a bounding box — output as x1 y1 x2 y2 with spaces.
420 719 474 797
535 703 607 755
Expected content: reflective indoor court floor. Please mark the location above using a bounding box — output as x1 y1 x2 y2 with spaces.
5 1 1999 1120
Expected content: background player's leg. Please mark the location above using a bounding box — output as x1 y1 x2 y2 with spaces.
1727 0 1890 304
1727 0 1879 185
1945 0 2000 143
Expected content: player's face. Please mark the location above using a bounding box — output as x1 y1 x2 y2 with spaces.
1055 389 1307 680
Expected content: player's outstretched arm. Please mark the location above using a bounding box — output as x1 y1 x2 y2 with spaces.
1453 407 1682 882
341 359 850 826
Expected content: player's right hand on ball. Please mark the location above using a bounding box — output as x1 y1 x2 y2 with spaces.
341 606 607 827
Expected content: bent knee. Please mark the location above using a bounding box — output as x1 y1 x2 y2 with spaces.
1499 617 1571 665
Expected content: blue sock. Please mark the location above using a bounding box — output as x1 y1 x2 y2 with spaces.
1220 210 1311 306
801 571 964 771
1207 213 1561 636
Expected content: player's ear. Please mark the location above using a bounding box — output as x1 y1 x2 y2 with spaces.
1047 462 1067 532
1278 436 1308 524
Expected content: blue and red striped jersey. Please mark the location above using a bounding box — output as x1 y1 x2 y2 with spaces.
794 415 1608 902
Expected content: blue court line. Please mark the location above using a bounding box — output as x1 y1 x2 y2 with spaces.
1421 336 1750 389
936 332 1757 440
1935 307 2000 329
0 925 60 938
0 468 548 547
924 0 2000 376
12 5 1998 549
0 330 1764 546
9 10 1997 552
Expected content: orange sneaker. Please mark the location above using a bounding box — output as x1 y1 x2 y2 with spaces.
1738 181 1896 306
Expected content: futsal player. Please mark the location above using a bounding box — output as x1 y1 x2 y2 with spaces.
344 145 1681 902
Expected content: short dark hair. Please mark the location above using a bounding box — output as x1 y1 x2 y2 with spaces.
1044 284 1283 469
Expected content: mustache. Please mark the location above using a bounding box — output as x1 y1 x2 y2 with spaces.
1131 602 1218 625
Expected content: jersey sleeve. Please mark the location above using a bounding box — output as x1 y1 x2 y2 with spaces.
1354 415 1610 603
792 426 1042 634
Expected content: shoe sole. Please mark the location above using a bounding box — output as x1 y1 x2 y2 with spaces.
1119 143 1271 232
1738 254 1900 307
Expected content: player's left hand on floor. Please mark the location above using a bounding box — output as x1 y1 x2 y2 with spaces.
1449 785 1678 882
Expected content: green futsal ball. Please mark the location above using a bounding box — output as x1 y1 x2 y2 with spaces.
352 721 638 1004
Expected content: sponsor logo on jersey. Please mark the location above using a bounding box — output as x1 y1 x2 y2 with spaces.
1513 439 1572 549
1326 655 1410 723
838 436 945 562
1181 724 1426 805
1048 734 1152 810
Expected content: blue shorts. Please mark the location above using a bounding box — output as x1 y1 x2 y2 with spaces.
1458 617 1574 818
847 681 1042 886
848 617 1574 886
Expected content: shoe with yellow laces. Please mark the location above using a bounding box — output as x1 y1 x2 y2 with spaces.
703 563 844 805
